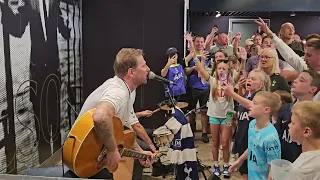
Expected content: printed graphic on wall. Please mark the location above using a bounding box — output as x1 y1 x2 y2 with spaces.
0 0 82 174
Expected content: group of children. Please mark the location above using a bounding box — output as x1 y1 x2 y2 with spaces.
160 45 320 179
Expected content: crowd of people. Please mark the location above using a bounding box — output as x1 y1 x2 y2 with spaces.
160 17 320 179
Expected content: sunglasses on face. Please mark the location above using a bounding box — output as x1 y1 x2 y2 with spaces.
217 60 229 64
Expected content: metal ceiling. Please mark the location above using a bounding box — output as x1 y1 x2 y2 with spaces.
190 11 320 17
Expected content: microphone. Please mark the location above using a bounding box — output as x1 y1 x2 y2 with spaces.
148 71 178 86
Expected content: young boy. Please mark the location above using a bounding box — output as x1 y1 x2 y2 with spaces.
275 70 320 162
289 101 320 179
228 91 281 180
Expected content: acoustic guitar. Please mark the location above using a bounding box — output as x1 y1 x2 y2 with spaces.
63 109 159 178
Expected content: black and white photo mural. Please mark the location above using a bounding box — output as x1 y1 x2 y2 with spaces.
0 0 82 174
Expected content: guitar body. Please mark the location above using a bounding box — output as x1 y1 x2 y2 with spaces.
63 109 136 178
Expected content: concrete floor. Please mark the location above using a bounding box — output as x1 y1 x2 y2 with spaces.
143 114 242 180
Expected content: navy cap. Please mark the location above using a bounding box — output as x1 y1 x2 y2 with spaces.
166 47 178 55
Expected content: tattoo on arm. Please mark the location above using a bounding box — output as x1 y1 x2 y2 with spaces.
92 102 117 152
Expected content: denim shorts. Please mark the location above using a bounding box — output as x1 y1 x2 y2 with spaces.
209 116 227 125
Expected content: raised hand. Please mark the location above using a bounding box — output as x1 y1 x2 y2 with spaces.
184 32 193 42
234 32 241 43
254 17 273 35
211 26 218 35
237 77 246 89
167 55 177 65
221 82 234 94
200 51 209 60
239 47 247 61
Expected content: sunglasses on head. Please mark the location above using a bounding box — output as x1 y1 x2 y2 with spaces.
217 60 229 64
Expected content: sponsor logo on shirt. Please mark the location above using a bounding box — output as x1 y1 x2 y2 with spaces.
267 145 279 151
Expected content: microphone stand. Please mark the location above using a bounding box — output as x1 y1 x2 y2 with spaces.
161 83 178 179
163 83 176 109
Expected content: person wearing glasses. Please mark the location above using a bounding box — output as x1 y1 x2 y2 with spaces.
257 48 290 92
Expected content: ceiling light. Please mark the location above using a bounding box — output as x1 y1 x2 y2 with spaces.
216 11 221 18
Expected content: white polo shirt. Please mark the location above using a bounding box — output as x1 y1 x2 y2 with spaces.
77 76 139 128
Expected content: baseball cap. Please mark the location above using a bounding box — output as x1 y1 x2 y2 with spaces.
166 47 178 55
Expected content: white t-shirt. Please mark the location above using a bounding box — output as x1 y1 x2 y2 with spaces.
280 59 296 71
206 76 234 118
77 76 139 128
289 149 320 180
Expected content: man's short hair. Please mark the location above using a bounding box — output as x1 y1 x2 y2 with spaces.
256 91 281 115
302 70 320 95
306 34 320 42
306 40 320 51
113 48 144 77
193 35 205 41
291 101 320 139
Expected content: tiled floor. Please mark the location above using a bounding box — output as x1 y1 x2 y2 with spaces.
143 114 242 180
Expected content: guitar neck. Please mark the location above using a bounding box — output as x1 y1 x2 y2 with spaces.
120 149 150 160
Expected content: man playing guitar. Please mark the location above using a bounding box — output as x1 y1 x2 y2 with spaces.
77 48 155 179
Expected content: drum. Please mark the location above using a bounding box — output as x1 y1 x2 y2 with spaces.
153 126 174 147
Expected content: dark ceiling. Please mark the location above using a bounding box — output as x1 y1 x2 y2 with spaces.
190 11 320 17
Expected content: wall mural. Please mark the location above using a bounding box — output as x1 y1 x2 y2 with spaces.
0 0 82 174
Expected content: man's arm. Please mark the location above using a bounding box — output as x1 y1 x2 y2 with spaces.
131 140 143 152
254 18 307 73
272 34 307 73
281 70 299 82
184 66 197 76
132 123 156 152
194 58 210 81
135 110 153 118
92 102 117 152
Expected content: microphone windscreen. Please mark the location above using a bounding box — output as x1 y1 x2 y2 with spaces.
148 71 156 79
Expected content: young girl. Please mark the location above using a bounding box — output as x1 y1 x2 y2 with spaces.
195 51 235 177
221 68 271 180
